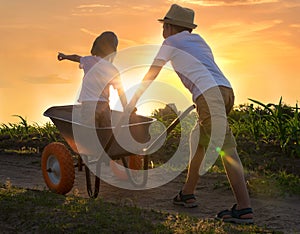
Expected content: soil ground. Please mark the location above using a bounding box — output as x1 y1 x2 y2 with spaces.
0 153 299 233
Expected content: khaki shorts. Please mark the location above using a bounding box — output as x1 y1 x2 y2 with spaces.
192 86 237 150
81 101 112 128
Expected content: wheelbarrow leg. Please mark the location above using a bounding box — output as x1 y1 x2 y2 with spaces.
78 156 83 171
85 165 92 197
84 157 101 198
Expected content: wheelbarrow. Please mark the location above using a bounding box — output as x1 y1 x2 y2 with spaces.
41 104 195 198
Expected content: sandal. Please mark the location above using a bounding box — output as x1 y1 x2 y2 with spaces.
215 204 254 224
173 190 198 208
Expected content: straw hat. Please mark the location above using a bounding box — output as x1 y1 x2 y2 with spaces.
158 4 197 29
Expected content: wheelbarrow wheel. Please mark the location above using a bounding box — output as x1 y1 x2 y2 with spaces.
41 142 75 195
110 155 148 187
110 155 143 181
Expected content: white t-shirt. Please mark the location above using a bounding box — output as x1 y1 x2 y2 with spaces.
78 56 121 102
154 31 232 102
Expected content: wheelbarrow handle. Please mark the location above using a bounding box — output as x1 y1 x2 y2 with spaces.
143 104 196 154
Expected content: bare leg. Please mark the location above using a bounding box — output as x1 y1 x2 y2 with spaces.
174 122 204 204
179 144 252 214
182 144 205 196
222 147 252 218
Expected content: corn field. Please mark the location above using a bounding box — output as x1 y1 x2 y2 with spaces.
0 98 299 160
229 97 300 158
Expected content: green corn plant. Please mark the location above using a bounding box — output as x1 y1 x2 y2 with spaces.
31 122 58 142
249 98 299 157
0 117 61 151
249 98 285 145
228 105 248 139
229 104 267 142
247 104 265 142
12 115 29 135
285 103 300 157
1 122 21 138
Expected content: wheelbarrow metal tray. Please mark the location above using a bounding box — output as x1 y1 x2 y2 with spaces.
44 105 155 159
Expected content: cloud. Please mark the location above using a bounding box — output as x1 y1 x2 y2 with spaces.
23 74 71 84
76 4 110 9
72 3 114 16
119 38 139 47
282 0 300 8
171 0 279 6
211 19 282 32
205 19 284 53
80 28 138 46
80 28 98 36
290 24 300 28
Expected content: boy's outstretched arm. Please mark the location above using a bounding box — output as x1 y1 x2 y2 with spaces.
57 52 81 63
127 59 165 112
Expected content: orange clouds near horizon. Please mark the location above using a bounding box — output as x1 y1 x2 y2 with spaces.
0 0 299 124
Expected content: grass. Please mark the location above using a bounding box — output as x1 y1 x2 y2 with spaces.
247 172 298 197
210 157 300 197
0 184 279 234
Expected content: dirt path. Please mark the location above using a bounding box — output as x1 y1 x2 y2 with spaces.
0 153 299 233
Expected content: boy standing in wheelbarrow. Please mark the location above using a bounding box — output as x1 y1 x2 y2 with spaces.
127 4 253 224
58 31 127 128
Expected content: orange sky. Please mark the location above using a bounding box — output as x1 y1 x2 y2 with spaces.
0 0 299 124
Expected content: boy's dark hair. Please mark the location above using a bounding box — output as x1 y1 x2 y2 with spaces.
91 31 118 57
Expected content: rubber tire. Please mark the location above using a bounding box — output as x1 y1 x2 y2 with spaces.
110 155 143 180
41 142 75 195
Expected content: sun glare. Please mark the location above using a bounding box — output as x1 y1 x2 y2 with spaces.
109 64 193 117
